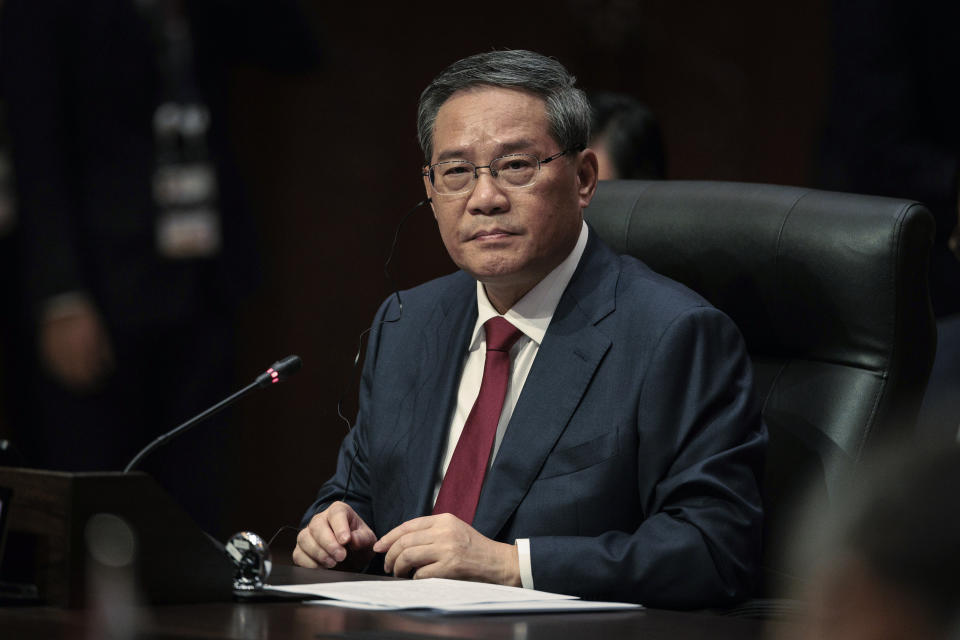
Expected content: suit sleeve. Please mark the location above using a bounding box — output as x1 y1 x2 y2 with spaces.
299 295 398 529
528 307 765 608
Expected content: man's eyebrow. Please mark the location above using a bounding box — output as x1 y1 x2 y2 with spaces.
496 139 539 155
433 139 540 163
434 148 469 163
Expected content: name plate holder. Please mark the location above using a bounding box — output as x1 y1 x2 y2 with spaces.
0 467 233 607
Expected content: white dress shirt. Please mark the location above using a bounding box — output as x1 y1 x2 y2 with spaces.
431 220 589 589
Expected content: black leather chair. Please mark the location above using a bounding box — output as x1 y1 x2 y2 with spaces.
584 180 937 599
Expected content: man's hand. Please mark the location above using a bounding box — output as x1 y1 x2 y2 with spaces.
293 501 377 571
39 297 115 391
373 513 521 586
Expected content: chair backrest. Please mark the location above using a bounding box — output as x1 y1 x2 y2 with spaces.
584 180 937 593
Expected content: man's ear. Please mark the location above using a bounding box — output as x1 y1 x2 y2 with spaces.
576 148 600 209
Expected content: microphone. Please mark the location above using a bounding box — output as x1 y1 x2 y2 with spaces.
123 355 302 473
253 355 302 387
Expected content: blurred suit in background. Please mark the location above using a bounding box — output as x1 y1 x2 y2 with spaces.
0 0 319 537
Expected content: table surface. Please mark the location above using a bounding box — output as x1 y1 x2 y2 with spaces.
0 564 786 639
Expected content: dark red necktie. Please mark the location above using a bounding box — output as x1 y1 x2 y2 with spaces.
433 316 523 523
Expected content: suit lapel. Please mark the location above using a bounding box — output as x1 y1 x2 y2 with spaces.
399 276 477 523
472 234 619 539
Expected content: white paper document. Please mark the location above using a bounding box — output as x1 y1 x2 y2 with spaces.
267 578 642 614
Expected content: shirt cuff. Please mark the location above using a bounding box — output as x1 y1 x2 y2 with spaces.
516 538 534 589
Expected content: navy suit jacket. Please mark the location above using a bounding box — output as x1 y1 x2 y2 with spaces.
304 230 766 609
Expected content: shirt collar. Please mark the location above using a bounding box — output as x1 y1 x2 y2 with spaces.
470 220 589 351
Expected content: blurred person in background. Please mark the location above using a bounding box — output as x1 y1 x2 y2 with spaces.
588 91 666 181
780 445 960 640
0 0 318 537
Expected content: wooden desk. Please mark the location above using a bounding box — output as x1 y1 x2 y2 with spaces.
0 565 785 639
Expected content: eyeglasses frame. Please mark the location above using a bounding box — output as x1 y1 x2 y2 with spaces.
422 145 585 196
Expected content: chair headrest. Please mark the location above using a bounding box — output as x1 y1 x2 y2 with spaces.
584 180 935 374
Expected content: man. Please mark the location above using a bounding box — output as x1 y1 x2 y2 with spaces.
294 50 765 609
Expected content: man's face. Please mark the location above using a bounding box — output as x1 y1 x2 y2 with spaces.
424 87 597 309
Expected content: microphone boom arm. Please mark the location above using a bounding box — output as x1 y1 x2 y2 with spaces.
123 380 258 473
123 355 302 473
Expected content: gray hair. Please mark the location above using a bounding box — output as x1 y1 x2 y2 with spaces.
416 50 591 163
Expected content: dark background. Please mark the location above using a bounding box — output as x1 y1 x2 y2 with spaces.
0 0 831 549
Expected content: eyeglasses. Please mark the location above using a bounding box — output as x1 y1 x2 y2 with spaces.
423 146 583 196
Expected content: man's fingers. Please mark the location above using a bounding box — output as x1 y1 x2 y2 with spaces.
348 521 378 551
328 502 378 557
308 509 354 564
382 529 440 574
326 504 356 546
291 544 320 569
373 515 433 554
295 503 377 571
307 515 348 564
293 526 335 568
390 538 440 578
373 523 408 554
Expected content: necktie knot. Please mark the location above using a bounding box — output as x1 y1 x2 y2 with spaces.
483 317 523 353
